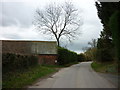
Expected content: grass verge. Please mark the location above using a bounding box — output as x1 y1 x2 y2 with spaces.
3 65 58 88
91 61 118 75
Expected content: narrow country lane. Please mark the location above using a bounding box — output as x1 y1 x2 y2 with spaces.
28 61 118 88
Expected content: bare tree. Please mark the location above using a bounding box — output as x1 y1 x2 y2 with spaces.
82 47 89 52
34 2 82 46
88 39 97 48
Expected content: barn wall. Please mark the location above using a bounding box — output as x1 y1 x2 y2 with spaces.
2 40 57 55
2 40 31 55
38 54 57 65
1 40 58 65
31 41 57 54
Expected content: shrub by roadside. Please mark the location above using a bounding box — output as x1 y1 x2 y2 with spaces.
2 53 38 74
57 47 78 65
91 61 118 75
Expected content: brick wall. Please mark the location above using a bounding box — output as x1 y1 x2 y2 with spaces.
38 54 57 65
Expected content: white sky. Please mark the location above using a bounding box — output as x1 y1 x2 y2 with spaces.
0 0 103 53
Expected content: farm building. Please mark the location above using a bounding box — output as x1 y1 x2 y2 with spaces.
1 40 57 65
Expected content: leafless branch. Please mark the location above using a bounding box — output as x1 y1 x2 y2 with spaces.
34 1 82 46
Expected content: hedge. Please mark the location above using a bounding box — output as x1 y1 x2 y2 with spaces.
57 47 78 65
77 53 86 62
2 53 38 74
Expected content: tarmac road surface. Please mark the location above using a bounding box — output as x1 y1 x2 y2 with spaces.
28 61 118 88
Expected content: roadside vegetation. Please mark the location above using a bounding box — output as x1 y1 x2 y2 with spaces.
57 47 79 66
80 2 119 75
91 61 118 75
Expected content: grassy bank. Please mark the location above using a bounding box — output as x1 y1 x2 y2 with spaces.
3 65 58 88
91 61 118 75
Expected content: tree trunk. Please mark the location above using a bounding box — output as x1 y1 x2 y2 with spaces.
57 39 60 47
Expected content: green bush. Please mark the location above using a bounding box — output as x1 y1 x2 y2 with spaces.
57 47 78 65
2 53 38 74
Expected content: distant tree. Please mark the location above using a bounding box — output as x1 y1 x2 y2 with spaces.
88 39 97 48
84 48 93 61
82 47 89 52
34 2 82 46
84 39 97 61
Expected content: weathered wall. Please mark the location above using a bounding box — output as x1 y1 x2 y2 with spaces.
38 54 57 65
31 41 57 54
2 40 57 55
2 40 31 55
1 40 58 65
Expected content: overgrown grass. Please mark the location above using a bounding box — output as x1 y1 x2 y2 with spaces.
3 65 58 88
91 61 118 75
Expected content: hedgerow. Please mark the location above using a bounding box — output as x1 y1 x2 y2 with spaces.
57 47 78 65
2 53 38 74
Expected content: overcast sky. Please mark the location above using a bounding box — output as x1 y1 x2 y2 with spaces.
0 0 103 53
